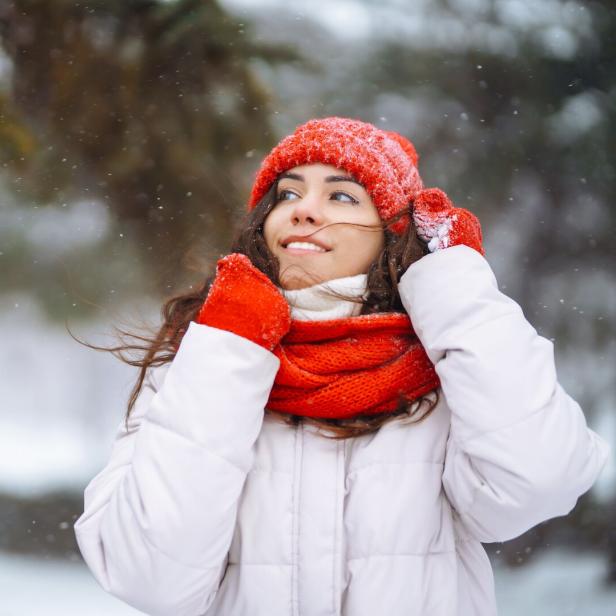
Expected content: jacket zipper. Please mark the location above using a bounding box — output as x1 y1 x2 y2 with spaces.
291 423 303 616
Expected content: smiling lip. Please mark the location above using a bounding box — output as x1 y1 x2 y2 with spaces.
283 244 330 255
280 235 331 252
280 235 331 250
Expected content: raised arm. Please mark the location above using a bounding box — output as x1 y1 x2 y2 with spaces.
398 244 610 543
74 254 290 615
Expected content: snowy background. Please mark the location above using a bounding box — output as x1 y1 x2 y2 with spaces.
1 0 615 613
2 547 616 616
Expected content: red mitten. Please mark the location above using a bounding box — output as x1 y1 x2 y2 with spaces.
412 188 485 256
196 253 291 351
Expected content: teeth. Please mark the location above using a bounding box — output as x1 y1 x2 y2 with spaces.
285 241 327 252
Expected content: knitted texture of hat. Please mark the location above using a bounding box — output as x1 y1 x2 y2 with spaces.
247 116 424 234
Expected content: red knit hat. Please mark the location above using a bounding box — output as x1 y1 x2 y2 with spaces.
247 116 425 234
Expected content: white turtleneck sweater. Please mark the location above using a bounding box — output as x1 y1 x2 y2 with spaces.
277 273 368 321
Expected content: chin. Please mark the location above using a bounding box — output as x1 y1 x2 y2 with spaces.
280 276 321 291
279 269 331 291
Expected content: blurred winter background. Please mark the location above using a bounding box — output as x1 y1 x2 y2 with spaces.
0 0 615 613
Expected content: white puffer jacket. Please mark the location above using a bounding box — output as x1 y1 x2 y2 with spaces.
74 244 610 616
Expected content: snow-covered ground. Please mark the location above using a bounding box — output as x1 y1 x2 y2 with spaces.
1 547 615 615
492 549 616 615
0 551 144 615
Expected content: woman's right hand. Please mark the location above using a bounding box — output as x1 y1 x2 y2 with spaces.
196 253 291 351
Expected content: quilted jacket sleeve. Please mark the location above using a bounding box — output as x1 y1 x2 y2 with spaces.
398 244 611 543
73 321 280 615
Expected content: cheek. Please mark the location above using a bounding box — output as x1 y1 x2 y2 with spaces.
335 229 383 274
358 230 384 270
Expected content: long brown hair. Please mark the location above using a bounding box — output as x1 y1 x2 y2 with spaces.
72 175 441 440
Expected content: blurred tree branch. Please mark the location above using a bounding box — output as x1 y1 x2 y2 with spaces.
0 0 307 295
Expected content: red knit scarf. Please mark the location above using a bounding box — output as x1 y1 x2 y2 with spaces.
266 312 440 419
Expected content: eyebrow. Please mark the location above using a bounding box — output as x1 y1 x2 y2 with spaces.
279 172 364 187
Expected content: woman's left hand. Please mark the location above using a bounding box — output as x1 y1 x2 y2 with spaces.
412 188 485 256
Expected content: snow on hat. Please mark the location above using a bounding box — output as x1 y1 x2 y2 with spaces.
247 116 426 234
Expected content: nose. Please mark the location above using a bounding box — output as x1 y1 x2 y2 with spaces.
289 192 325 226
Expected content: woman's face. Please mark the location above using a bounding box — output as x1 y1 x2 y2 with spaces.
263 163 385 290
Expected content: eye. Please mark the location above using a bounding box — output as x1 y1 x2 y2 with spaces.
276 189 298 202
276 189 359 205
331 191 359 205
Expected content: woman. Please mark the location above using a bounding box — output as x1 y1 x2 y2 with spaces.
73 116 610 616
